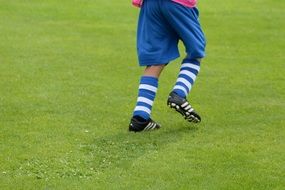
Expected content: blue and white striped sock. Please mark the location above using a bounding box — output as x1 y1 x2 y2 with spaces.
172 59 200 98
133 76 158 120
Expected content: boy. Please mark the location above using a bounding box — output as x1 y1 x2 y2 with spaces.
129 0 206 132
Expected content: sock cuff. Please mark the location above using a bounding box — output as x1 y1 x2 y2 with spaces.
182 58 201 66
140 76 158 87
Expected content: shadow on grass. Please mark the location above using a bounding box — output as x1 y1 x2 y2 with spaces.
80 125 199 173
13 125 198 180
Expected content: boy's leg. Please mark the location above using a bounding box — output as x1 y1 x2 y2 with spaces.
162 3 206 123
172 58 201 98
143 65 165 78
129 65 165 132
167 57 201 123
133 65 165 120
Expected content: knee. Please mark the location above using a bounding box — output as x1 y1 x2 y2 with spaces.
144 64 165 78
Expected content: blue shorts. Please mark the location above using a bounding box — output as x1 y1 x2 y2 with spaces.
137 0 206 66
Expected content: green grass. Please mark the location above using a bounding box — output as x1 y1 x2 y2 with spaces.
0 0 284 189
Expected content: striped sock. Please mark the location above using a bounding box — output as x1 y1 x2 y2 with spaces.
133 76 158 120
172 58 200 98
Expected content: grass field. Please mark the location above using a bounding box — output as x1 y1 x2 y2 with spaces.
0 0 285 189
